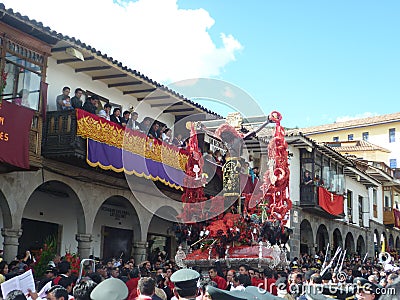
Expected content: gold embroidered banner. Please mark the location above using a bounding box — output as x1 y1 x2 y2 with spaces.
76 109 189 172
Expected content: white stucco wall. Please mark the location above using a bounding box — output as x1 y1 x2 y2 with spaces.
92 203 139 258
45 57 175 127
21 191 79 254
345 177 370 227
288 144 301 205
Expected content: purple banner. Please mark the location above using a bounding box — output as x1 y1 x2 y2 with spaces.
87 139 184 190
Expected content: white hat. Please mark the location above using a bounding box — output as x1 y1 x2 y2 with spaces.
90 278 128 300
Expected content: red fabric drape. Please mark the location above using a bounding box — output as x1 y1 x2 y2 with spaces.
0 101 34 169
318 187 344 215
394 209 400 228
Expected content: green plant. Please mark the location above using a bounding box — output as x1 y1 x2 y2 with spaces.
33 236 57 278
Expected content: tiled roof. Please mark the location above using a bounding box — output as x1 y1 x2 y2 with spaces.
0 3 221 118
301 112 400 134
324 140 391 153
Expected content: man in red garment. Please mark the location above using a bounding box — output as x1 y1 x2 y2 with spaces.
208 267 227 290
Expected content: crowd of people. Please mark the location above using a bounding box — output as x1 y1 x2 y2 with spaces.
2 248 400 300
55 86 188 148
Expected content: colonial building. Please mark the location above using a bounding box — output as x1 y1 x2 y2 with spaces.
0 4 220 263
301 112 400 170
284 133 400 260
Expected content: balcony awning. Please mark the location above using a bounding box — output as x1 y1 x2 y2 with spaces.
50 40 220 118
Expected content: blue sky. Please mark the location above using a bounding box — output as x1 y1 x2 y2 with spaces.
4 0 400 128
176 0 400 128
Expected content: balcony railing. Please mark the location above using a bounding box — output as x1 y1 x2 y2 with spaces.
42 110 86 161
300 184 344 219
383 209 395 225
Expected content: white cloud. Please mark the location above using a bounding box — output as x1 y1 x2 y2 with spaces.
3 0 242 83
335 112 379 123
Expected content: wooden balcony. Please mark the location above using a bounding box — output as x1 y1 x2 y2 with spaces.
383 208 395 226
42 111 86 165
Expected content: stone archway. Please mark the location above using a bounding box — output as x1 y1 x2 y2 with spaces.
147 206 179 264
333 228 343 252
300 220 314 255
356 235 366 256
374 230 380 257
20 180 86 257
345 232 355 254
93 195 141 261
389 234 395 251
396 236 400 251
382 232 387 252
0 189 16 262
316 224 329 254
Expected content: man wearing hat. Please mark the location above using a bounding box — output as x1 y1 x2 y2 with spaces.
90 278 129 300
354 277 381 300
170 269 200 300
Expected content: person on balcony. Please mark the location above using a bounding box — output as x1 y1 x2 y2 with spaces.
82 95 99 115
56 86 71 111
172 134 185 148
314 175 324 186
121 110 131 127
140 117 152 133
110 107 122 126
303 171 313 185
148 123 161 140
128 112 141 130
71 88 84 109
162 128 172 143
98 103 111 121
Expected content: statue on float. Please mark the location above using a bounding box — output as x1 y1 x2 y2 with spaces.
175 111 292 269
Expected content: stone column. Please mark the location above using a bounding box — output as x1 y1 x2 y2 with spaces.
76 234 93 259
133 241 148 264
2 228 22 263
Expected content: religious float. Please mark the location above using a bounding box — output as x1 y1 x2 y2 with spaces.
174 111 292 270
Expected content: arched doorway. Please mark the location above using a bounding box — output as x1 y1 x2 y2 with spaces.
345 232 355 254
20 180 85 256
389 234 394 251
147 206 178 264
333 228 343 252
396 237 400 251
356 235 366 256
300 220 314 255
93 196 140 260
382 232 387 252
316 224 329 254
0 189 13 261
374 230 380 257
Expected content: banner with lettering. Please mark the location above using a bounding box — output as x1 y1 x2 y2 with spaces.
0 101 34 169
76 109 189 190
318 186 344 215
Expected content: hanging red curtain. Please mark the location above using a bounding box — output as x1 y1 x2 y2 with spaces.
318 187 344 215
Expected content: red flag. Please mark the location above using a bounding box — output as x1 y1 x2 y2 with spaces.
318 186 344 215
0 101 34 169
